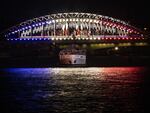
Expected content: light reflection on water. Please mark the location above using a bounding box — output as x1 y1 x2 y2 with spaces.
0 67 148 113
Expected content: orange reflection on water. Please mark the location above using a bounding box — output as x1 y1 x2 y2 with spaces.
49 67 145 82
100 67 144 74
98 67 146 84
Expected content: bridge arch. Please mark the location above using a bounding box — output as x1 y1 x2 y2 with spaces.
4 12 143 41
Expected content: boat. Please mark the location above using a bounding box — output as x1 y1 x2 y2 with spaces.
59 46 86 65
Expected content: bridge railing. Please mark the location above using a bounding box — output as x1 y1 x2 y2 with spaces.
16 35 144 41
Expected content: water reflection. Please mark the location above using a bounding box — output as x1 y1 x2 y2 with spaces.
0 67 148 113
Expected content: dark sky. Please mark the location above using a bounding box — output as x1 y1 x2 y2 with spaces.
0 0 150 32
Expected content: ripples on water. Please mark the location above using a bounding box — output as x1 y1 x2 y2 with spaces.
0 67 149 113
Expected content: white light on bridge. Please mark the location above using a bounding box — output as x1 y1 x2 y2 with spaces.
59 19 62 22
90 37 93 40
90 19 93 22
63 19 65 22
114 47 119 51
86 19 89 22
56 20 59 22
52 20 55 23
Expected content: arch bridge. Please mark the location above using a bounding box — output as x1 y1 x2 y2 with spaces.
4 12 144 40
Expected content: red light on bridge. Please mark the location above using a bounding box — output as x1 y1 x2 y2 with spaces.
98 37 100 40
113 38 116 40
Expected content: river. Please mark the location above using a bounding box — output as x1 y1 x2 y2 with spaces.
0 67 149 113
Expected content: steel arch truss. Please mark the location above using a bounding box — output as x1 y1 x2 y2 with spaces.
5 12 143 40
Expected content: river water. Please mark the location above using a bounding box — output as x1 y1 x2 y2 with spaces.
0 67 149 113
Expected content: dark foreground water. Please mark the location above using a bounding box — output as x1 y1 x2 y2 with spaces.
0 67 150 113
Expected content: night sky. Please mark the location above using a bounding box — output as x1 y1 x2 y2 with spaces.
0 0 150 32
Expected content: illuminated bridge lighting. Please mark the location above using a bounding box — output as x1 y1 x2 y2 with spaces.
6 36 145 42
3 12 145 43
